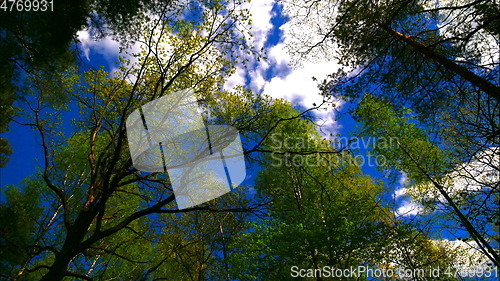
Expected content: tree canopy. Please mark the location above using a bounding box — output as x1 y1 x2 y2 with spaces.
1 0 498 280
283 0 499 268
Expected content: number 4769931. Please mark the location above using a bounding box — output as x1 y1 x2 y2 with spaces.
1 0 54 12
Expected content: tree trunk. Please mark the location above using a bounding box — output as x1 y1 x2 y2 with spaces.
40 210 96 281
383 25 500 102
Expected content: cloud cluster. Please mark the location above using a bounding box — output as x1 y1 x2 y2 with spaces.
75 0 342 136
393 147 499 217
393 172 425 217
225 0 343 136
76 30 121 63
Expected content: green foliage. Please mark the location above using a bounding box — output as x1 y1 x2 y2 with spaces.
0 181 42 274
3 0 496 278
227 104 397 280
296 0 499 119
354 93 499 266
353 94 451 183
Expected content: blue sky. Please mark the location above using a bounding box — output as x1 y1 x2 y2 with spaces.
1 1 341 183
0 0 496 268
1 1 496 259
0 45 120 191
0 0 420 218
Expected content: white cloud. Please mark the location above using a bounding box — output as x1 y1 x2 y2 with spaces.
245 0 274 51
224 0 275 92
280 0 339 67
393 187 407 200
224 67 247 91
228 0 344 137
447 147 499 195
423 0 499 69
267 42 291 71
412 147 500 205
262 57 342 135
396 200 424 217
393 148 499 217
393 171 409 200
433 239 492 267
76 29 144 79
76 0 343 137
393 171 424 216
76 30 121 63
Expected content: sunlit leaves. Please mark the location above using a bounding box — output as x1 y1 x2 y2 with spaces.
354 94 451 183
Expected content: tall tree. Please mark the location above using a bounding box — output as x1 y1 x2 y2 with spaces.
353 94 499 266
225 101 463 280
0 1 273 279
0 0 176 167
281 0 499 268
284 0 499 100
